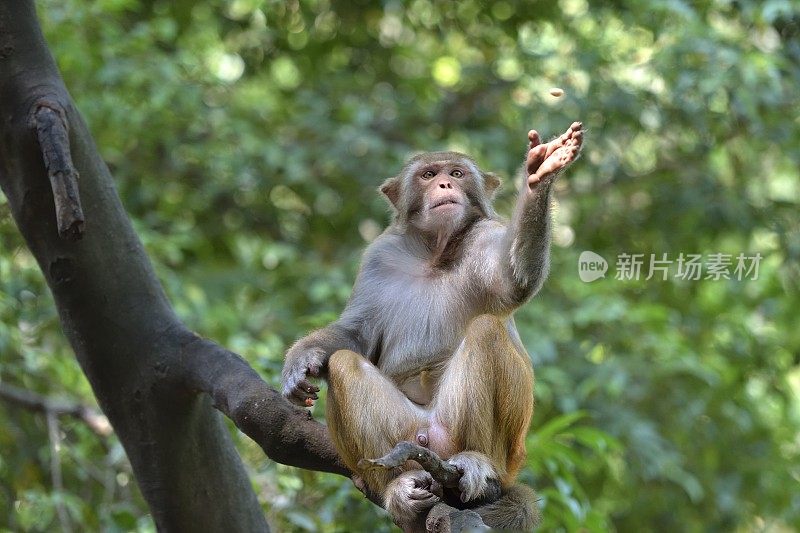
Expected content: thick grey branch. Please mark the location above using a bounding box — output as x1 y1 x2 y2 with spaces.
180 333 348 476
0 3 480 531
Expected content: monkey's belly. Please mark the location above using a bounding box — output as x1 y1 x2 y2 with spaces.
398 369 440 406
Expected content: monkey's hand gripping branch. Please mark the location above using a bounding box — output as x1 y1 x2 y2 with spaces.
32 101 85 241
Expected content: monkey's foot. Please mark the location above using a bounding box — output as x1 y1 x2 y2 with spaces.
358 441 462 489
526 121 583 188
385 470 442 527
447 451 502 504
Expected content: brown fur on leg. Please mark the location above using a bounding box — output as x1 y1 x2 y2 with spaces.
326 350 427 496
434 315 534 487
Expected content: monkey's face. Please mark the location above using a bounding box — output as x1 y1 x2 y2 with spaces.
381 152 500 233
407 159 472 234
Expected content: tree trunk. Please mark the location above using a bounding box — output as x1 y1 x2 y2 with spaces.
0 2 346 531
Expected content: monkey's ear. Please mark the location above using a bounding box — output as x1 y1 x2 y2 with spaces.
483 172 502 194
380 177 401 208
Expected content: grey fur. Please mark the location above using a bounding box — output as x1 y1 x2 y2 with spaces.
283 152 557 404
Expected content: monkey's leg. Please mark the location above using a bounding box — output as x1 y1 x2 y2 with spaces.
326 350 426 471
432 316 534 497
429 318 539 529
326 350 438 529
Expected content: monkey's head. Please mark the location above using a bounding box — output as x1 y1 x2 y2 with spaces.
380 152 501 235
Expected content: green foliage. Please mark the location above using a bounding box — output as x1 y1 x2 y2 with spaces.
1 0 798 530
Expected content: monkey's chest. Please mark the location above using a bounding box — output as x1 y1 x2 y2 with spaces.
373 282 469 399
378 289 464 348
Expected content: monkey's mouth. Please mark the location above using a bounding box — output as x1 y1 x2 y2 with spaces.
430 198 461 210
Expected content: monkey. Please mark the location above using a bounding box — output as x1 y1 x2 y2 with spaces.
282 122 583 531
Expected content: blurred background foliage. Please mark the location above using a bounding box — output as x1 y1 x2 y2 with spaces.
1 0 798 531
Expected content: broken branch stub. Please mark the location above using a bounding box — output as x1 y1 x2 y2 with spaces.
33 103 85 241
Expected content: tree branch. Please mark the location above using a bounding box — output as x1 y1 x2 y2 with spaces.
0 381 112 437
1 2 306 529
179 333 348 476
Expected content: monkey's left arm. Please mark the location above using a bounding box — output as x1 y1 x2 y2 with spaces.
478 123 583 310
506 179 556 300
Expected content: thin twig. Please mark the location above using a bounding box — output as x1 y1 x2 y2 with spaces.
46 411 73 533
0 382 112 437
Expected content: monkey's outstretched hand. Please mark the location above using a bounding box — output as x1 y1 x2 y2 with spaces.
526 121 583 189
281 347 324 407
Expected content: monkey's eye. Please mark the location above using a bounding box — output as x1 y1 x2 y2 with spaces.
421 170 435 179
451 169 463 178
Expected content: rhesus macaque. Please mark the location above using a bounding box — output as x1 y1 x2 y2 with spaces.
282 123 583 531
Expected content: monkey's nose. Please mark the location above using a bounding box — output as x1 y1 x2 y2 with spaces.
438 181 453 189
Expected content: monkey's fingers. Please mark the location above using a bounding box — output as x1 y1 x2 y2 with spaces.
298 379 320 394
571 130 584 149
543 121 583 159
559 121 582 143
527 129 541 148
290 381 319 406
528 147 574 185
526 144 547 177
292 387 318 400
288 391 315 406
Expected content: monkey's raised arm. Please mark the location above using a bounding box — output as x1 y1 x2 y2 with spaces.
479 123 583 310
